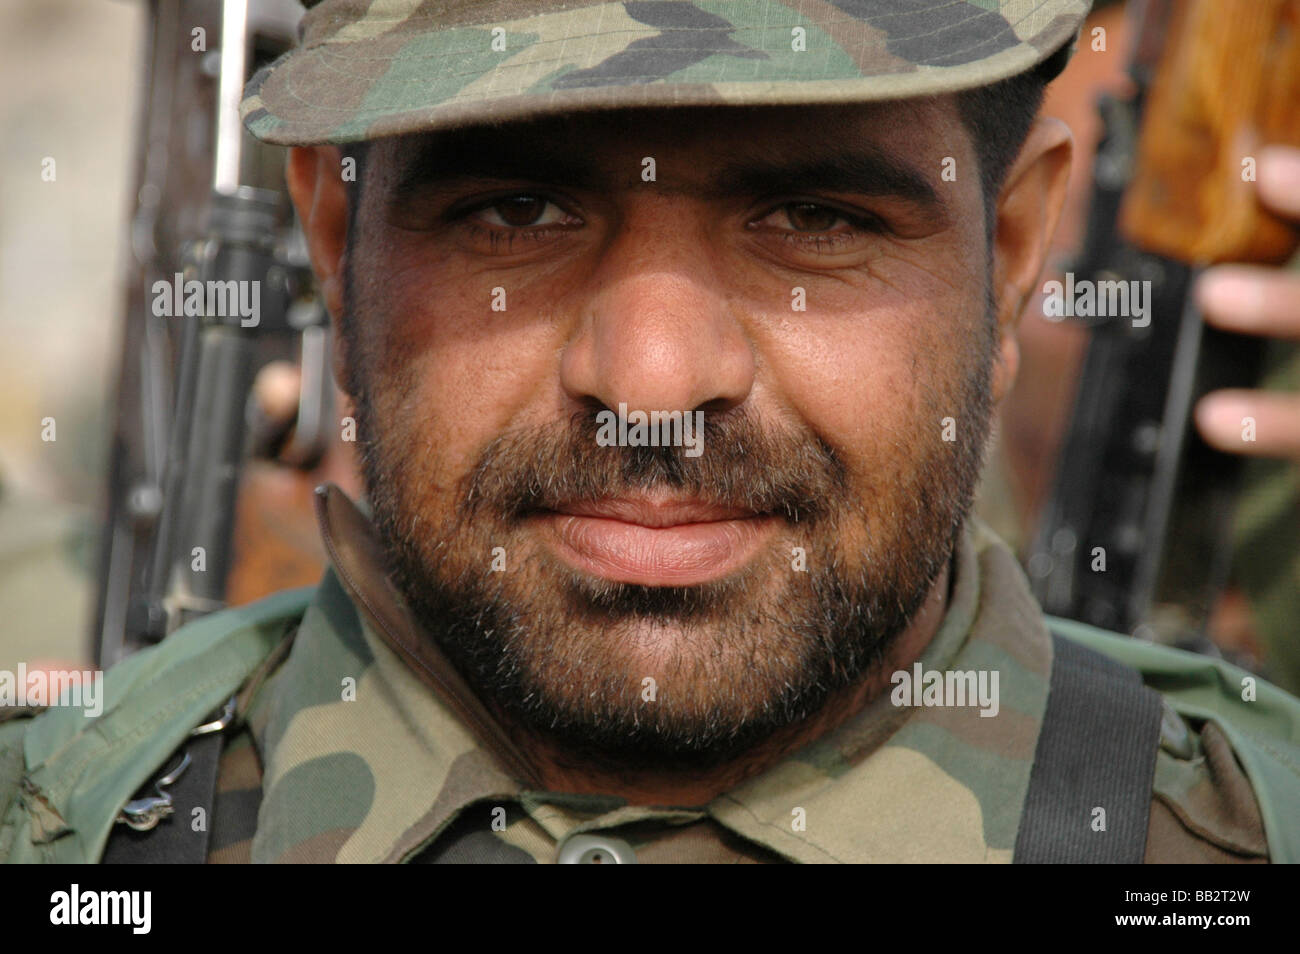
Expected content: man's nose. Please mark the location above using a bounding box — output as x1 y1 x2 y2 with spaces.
559 220 755 415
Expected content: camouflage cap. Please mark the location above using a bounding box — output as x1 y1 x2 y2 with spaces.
241 0 1091 146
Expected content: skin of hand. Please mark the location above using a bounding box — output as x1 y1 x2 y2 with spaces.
1195 145 1300 460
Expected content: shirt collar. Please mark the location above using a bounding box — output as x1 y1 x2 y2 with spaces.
247 484 1052 863
710 518 1053 862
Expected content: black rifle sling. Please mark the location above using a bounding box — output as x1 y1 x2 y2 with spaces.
1014 631 1164 863
101 732 223 865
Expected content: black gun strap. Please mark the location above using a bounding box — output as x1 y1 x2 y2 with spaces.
101 731 223 864
1014 632 1164 863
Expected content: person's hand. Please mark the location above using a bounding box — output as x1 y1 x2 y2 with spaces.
1194 145 1300 460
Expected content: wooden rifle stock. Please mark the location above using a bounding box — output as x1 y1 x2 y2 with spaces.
1121 0 1300 264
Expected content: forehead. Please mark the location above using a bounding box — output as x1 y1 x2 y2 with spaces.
366 97 969 193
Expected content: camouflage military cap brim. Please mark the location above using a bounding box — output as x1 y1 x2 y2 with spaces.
241 0 1090 146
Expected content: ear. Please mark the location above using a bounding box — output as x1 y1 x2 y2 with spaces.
989 116 1073 404
287 145 353 393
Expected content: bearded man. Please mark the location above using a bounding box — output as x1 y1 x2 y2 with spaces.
5 0 1299 865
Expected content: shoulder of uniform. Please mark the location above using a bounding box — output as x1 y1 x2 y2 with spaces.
1046 615 1300 863
0 585 315 863
1145 718 1270 862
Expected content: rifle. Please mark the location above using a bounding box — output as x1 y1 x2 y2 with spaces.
92 0 332 668
1028 0 1300 649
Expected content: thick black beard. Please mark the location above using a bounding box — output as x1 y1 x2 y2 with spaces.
350 367 992 779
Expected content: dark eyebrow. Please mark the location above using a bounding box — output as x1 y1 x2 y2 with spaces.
392 140 605 201
390 135 943 216
713 149 942 210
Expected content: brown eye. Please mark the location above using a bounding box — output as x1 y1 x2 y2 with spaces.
493 195 545 226
472 195 573 229
784 202 842 232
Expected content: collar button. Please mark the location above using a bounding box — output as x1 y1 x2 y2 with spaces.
556 833 637 864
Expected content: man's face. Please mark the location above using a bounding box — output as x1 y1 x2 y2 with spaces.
342 100 996 771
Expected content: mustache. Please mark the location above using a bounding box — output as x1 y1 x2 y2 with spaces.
452 405 850 525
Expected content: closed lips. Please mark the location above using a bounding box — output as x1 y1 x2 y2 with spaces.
534 497 779 585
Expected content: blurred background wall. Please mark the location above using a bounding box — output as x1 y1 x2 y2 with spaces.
0 0 142 669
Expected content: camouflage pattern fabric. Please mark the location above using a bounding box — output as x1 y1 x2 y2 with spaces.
201 488 1266 863
241 0 1090 145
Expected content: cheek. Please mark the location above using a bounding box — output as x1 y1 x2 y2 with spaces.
748 255 984 481
359 242 568 493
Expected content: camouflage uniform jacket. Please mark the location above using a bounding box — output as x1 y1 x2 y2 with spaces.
3 485 1297 863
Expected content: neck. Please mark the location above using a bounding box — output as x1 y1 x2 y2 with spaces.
515 559 954 806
